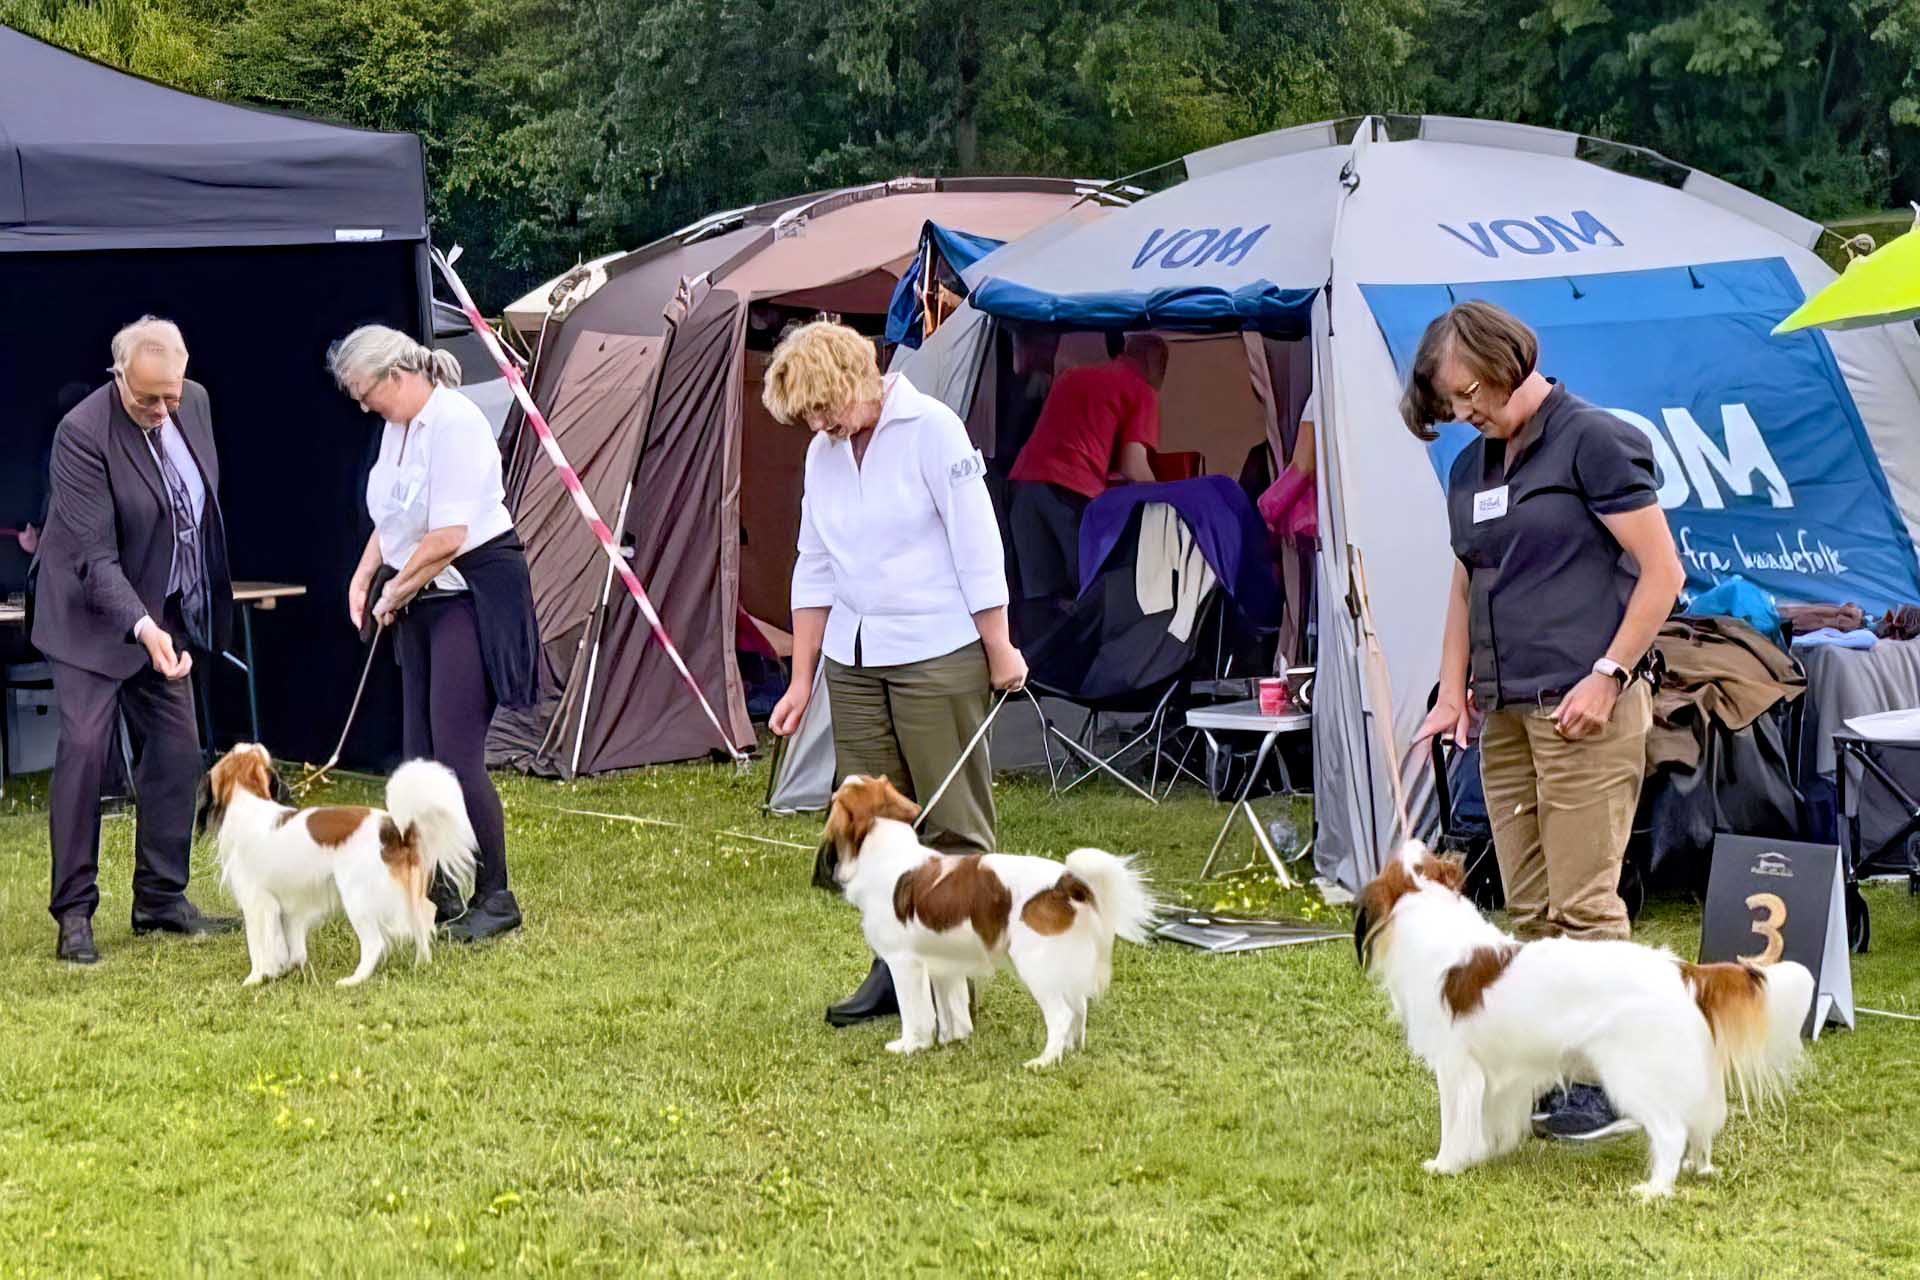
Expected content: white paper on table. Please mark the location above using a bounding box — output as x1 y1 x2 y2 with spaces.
1842 707 1920 742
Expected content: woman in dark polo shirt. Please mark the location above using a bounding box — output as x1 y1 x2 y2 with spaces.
1405 301 1685 1139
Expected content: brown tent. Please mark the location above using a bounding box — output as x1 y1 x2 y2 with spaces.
489 178 1109 776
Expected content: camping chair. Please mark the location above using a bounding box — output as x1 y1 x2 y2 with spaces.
1022 503 1224 802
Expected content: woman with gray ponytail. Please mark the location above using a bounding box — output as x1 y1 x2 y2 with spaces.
328 324 538 942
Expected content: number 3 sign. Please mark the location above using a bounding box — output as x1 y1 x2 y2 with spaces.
1701 836 1854 1038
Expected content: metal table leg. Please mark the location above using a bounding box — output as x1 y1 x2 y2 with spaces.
1201 729 1279 879
240 604 261 742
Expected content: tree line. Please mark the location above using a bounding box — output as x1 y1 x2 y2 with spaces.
7 0 1916 308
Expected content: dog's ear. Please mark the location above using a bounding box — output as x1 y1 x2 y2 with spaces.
193 772 220 841
874 775 921 825
1352 860 1415 970
1420 851 1467 895
811 830 840 894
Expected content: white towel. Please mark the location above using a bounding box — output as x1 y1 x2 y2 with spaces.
1134 502 1217 641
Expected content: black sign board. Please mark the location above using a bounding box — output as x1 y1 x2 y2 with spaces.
1701 834 1852 1038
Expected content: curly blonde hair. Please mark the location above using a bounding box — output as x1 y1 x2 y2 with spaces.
761 321 884 431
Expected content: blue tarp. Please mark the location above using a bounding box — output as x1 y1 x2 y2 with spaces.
968 276 1317 335
1360 257 1920 615
885 222 1008 348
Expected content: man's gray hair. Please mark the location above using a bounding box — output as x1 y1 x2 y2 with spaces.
110 316 188 375
327 324 461 392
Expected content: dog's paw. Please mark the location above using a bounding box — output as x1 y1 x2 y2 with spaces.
1630 1181 1675 1202
241 972 267 987
1422 1157 1463 1176
1681 1158 1717 1178
1023 1052 1061 1070
885 1037 929 1056
937 1024 973 1046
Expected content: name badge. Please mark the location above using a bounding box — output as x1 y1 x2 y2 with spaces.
1472 485 1509 524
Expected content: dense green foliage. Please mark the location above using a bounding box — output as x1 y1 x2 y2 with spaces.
6 0 1916 306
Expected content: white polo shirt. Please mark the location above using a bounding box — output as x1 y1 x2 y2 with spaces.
366 384 514 591
792 373 1008 667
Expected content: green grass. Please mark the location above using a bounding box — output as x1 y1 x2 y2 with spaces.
2 756 1918 1278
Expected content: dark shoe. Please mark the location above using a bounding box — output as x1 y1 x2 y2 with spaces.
1534 1083 1642 1142
444 889 522 943
1532 1086 1567 1123
825 956 898 1027
131 899 242 937
57 915 99 964
430 874 466 927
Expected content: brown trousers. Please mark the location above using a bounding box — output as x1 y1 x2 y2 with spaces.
1478 681 1651 941
825 642 995 855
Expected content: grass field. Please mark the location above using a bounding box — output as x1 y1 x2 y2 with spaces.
3 756 1918 1278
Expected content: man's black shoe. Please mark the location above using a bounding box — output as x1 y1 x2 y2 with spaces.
826 956 898 1027
131 899 241 937
1532 1086 1567 1124
1534 1082 1642 1142
443 889 522 943
57 915 99 964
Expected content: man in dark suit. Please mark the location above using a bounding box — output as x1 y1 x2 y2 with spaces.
32 317 238 962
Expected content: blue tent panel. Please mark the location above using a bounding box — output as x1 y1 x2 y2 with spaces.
968 276 1317 335
1360 257 1920 616
885 222 1010 347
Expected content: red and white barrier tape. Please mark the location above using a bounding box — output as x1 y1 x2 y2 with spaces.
429 247 746 765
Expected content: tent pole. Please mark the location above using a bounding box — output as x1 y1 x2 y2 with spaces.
533 607 597 765
569 476 637 776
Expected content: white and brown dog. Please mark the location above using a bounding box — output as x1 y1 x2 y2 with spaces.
1354 841 1814 1198
196 744 478 987
815 775 1157 1067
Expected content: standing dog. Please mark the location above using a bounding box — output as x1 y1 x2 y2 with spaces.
815 775 1156 1067
1354 841 1813 1198
196 744 477 987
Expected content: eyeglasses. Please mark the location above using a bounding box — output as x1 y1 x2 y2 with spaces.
113 370 182 415
1441 378 1488 417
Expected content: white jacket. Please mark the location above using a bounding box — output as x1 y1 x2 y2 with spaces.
792 374 1008 667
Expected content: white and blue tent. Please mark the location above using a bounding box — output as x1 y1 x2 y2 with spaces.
895 114 1920 890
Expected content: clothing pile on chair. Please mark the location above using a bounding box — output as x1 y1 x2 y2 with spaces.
1647 615 1805 772
1640 614 1806 887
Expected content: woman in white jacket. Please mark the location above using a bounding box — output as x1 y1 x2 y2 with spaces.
764 321 1027 1027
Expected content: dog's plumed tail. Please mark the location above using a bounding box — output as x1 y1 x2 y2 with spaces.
385 760 479 902
1064 849 1157 945
1682 959 1813 1112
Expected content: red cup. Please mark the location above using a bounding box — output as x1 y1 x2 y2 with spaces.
1258 677 1289 715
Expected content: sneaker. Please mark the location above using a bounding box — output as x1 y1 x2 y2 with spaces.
1534 1083 1641 1142
1531 1086 1567 1124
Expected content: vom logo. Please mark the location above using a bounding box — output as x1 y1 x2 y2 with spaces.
1131 224 1270 271
1438 210 1623 258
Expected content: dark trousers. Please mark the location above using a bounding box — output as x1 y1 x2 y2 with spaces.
48 619 202 922
825 642 995 856
394 595 508 897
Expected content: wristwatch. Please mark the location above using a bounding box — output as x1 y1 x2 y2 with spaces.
1592 657 1630 687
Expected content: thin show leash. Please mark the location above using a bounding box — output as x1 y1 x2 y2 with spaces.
909 686 1038 831
294 618 386 796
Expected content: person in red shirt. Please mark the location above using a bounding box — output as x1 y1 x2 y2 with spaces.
1007 333 1169 625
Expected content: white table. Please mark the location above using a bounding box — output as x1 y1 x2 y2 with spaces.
1186 699 1312 881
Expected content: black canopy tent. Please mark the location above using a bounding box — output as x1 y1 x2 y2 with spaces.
0 24 432 768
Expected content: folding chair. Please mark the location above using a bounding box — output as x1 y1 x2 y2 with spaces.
1021 503 1224 802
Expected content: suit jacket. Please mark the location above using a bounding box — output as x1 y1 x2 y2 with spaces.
30 380 233 678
